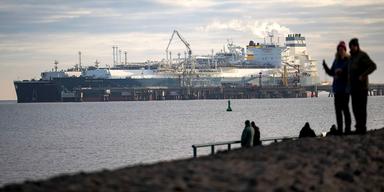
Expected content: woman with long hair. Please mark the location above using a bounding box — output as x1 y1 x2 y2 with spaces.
323 41 352 135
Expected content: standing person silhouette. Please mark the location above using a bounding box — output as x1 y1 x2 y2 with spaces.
251 121 261 146
323 41 351 135
348 38 376 134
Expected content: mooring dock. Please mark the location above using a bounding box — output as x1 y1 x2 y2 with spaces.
65 86 309 102
62 84 384 102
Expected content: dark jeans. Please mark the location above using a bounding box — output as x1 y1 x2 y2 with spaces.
351 90 368 134
334 93 351 134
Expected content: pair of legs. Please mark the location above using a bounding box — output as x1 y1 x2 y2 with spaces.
334 93 351 134
351 90 368 134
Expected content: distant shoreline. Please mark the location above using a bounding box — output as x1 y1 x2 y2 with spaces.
2 127 384 191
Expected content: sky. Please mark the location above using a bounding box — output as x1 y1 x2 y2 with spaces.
0 0 383 100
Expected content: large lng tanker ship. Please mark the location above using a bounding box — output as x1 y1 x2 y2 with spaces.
14 32 319 102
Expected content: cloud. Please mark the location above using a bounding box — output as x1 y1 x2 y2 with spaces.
34 10 93 23
155 0 216 8
0 32 171 66
240 0 382 7
198 19 291 38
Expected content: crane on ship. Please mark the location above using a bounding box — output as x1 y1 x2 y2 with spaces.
280 61 301 87
165 30 193 68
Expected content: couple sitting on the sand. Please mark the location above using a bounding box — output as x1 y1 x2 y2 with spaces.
297 122 358 138
240 120 262 147
297 122 343 137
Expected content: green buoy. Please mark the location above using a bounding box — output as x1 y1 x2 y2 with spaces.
226 100 232 111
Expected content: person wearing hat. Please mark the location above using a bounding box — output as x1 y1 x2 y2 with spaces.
323 41 351 135
348 38 377 134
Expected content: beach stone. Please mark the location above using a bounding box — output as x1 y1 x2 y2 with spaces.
276 153 287 161
273 187 285 192
284 161 297 170
353 169 361 176
173 185 184 191
290 184 304 192
290 179 306 192
334 171 354 182
309 185 315 191
319 157 332 166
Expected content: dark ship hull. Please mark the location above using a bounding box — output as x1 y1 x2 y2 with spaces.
14 81 61 102
14 76 310 103
14 77 182 103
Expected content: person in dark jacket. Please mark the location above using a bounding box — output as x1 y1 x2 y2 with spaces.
251 121 262 146
348 38 377 134
326 125 339 136
323 41 351 135
299 122 316 138
241 120 254 147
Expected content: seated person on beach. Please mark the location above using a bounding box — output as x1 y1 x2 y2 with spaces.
299 122 316 138
251 121 262 146
241 120 254 147
326 125 339 136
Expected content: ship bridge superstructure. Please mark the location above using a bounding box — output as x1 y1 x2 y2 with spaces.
282 34 319 86
245 36 283 68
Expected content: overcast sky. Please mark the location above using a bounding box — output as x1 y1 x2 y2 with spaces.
0 0 383 100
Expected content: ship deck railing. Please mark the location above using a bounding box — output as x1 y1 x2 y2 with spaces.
191 136 299 158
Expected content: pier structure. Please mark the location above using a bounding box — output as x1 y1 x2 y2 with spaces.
65 86 308 102
304 84 384 97
60 84 384 102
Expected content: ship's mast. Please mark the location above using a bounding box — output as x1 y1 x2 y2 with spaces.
268 32 274 45
112 46 119 66
115 46 119 65
124 51 127 65
119 49 122 64
78 51 82 71
177 52 181 65
112 46 116 65
54 60 58 72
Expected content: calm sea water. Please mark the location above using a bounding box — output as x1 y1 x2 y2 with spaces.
1 96 384 185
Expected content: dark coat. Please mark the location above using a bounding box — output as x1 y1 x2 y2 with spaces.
299 124 316 138
324 57 349 93
326 128 338 136
241 126 254 147
349 50 376 91
253 126 262 146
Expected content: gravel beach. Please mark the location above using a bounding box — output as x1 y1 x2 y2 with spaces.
2 128 384 192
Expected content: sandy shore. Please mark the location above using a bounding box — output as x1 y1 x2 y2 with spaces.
1 128 384 192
